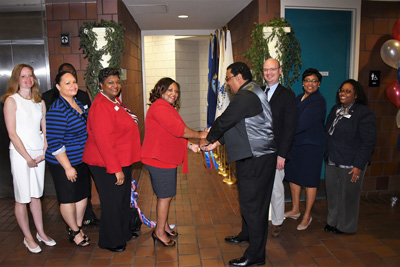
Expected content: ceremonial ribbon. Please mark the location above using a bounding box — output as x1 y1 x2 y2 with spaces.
131 179 156 228
210 151 219 170
201 150 219 170
203 151 212 168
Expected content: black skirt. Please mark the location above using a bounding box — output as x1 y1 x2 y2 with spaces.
144 164 177 198
47 162 91 203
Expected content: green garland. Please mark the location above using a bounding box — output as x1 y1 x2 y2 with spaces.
245 18 302 89
79 19 125 98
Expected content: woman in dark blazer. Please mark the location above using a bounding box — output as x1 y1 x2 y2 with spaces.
83 68 141 252
324 79 376 234
284 68 326 231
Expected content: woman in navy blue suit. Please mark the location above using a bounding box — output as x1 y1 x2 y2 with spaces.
324 79 376 234
284 68 326 231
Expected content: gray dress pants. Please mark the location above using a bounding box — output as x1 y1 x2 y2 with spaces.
325 164 367 233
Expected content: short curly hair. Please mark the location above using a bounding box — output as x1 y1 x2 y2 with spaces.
302 68 322 83
336 79 368 106
149 77 180 107
227 62 253 81
98 68 120 84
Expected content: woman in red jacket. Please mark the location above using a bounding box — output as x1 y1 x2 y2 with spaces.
83 68 141 252
142 77 207 247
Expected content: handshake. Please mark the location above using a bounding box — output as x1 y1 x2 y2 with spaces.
199 138 220 152
188 129 220 153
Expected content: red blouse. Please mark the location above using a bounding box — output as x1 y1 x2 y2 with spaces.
83 93 141 174
141 98 188 173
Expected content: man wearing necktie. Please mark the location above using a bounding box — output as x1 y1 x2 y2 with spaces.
262 58 297 237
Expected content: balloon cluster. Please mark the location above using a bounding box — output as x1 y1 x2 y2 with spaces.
382 19 400 107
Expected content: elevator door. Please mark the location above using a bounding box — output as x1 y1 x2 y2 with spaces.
0 41 48 198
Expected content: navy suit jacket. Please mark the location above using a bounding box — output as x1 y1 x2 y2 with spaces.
325 103 376 169
262 84 297 159
293 90 326 147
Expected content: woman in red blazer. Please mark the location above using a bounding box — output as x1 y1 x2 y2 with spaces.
142 77 207 247
83 68 141 252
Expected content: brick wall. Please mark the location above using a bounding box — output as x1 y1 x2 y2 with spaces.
46 0 144 200
227 0 280 64
359 0 400 196
117 0 144 177
46 0 122 91
227 0 400 196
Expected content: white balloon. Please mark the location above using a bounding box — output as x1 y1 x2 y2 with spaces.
380 39 400 69
397 109 400 128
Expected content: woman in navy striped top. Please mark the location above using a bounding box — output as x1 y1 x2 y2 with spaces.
45 71 90 247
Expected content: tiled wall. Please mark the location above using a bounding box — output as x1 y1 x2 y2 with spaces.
176 39 201 130
143 35 176 107
199 40 209 128
143 36 208 130
358 0 400 196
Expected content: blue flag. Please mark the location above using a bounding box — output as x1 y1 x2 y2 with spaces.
207 35 219 127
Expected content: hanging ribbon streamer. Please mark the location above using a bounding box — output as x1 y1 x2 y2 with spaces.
201 150 219 170
210 150 219 170
130 179 175 229
203 151 212 168
131 180 156 228
201 127 218 170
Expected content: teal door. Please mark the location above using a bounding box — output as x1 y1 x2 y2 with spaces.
284 9 352 197
285 9 352 112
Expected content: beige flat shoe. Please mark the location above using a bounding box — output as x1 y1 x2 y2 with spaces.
284 212 301 220
297 216 313 231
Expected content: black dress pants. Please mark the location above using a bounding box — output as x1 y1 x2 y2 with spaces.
89 165 133 248
236 153 277 261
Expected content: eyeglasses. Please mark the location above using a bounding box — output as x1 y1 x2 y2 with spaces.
339 89 353 94
263 68 279 72
303 79 319 84
225 75 236 82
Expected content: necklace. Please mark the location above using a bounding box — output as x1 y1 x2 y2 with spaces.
17 92 32 100
101 92 118 104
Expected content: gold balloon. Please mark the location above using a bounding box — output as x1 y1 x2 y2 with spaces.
380 39 400 69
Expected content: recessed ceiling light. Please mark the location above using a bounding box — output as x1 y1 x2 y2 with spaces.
178 15 188 18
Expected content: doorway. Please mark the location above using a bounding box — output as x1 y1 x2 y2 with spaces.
281 1 360 201
285 9 352 111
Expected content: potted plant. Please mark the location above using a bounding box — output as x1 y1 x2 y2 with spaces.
79 19 124 98
245 18 302 89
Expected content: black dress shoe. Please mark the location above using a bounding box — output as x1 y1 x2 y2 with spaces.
103 245 126 252
229 256 265 267
131 232 139 239
332 228 344 234
225 235 248 244
324 224 335 232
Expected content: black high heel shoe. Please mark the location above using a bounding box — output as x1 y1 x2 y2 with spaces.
78 226 90 242
165 230 178 237
69 229 90 247
151 231 176 247
66 226 90 242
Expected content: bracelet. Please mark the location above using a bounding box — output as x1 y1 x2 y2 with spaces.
189 143 193 150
